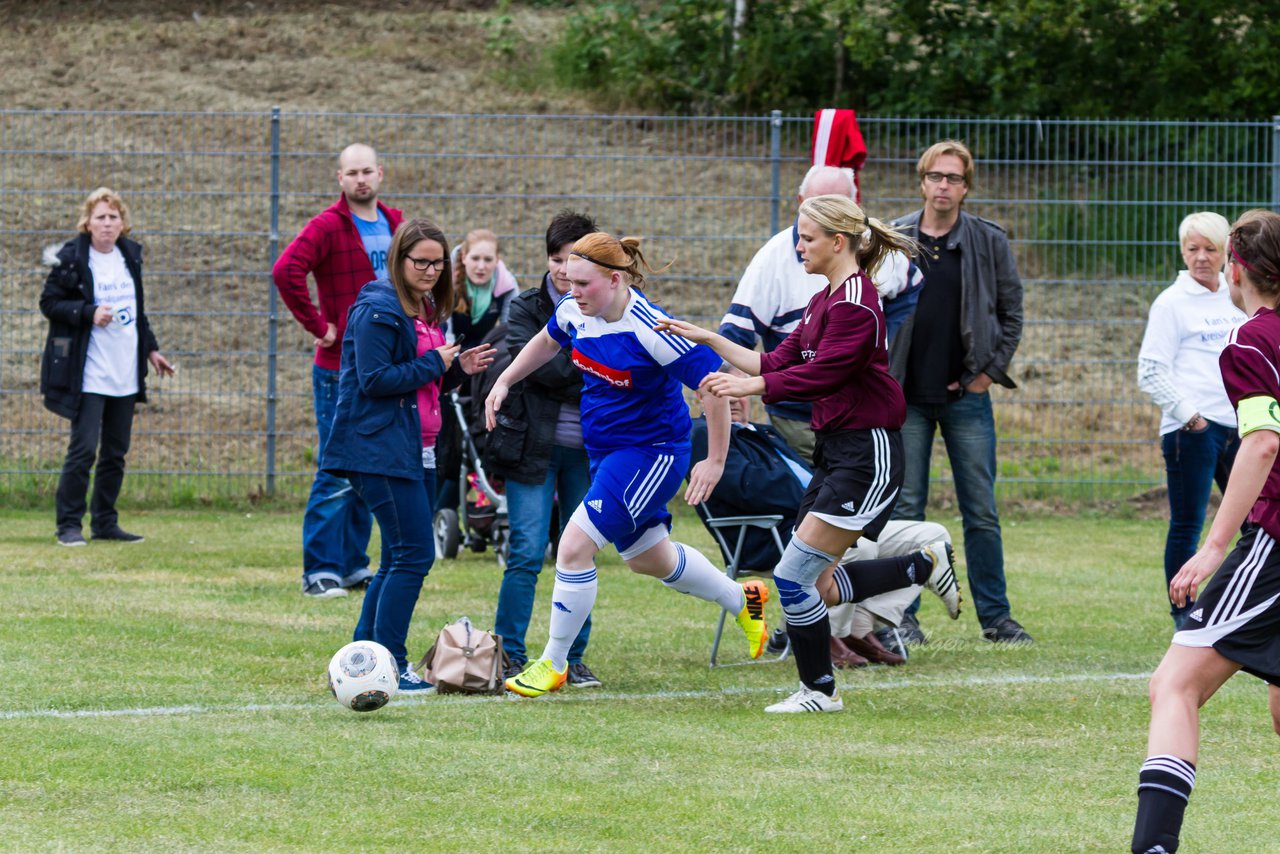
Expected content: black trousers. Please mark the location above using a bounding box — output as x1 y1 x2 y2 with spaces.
55 393 136 534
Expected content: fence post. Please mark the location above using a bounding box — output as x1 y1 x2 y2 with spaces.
769 109 782 235
1273 115 1280 213
266 106 281 497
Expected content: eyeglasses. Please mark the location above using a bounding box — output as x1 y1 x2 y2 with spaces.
406 255 446 272
923 171 966 185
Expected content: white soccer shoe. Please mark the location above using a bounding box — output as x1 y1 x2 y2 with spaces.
923 541 962 620
764 685 844 713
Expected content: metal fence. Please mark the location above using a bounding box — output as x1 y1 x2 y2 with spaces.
2 109 1278 506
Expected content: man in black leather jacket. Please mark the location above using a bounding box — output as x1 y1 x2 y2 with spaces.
889 139 1031 645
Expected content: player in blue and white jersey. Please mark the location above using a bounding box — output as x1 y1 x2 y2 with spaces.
484 232 771 697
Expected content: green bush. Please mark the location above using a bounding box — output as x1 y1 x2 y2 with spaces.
545 0 1280 117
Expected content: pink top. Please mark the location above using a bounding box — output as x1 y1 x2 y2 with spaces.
414 315 446 449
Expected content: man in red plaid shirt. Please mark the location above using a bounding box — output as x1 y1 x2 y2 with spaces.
272 144 405 598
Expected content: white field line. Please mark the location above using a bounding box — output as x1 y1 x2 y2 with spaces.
0 670 1151 721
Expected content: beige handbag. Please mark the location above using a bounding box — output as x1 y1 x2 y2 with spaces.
418 617 508 695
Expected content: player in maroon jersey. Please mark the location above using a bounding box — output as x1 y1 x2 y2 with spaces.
1132 209 1280 854
658 194 962 713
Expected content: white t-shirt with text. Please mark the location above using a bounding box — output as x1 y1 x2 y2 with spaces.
83 246 140 396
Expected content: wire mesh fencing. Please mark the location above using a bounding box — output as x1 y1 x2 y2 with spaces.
2 109 1277 505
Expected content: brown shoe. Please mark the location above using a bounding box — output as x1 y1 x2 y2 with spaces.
843 632 907 666
829 635 869 669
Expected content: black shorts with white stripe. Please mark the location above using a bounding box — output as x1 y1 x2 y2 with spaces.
796 427 903 540
1174 523 1280 684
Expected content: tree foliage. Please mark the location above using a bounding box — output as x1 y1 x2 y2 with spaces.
548 0 1280 116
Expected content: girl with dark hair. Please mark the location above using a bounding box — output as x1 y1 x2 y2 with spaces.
485 231 770 698
1131 209 1280 854
323 218 494 692
658 194 961 713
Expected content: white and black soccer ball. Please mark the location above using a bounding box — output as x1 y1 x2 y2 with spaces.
328 641 398 712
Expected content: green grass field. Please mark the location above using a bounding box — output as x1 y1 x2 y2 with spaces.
3 507 1277 852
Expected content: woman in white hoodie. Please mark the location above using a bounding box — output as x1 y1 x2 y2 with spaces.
1138 211 1247 628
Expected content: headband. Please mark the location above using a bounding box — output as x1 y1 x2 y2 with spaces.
1230 242 1273 281
570 250 630 272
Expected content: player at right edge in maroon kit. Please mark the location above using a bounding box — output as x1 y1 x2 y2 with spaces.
1132 210 1280 854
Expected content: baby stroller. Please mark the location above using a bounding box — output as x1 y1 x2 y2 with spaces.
432 326 511 566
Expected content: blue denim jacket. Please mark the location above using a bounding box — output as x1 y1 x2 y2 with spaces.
321 280 449 479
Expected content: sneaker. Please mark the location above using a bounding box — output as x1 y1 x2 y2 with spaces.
922 541 961 619
735 579 770 659
981 617 1034 644
340 568 375 590
505 658 567 698
502 659 527 682
765 627 789 656
566 662 602 688
57 529 87 547
897 613 928 646
399 666 434 693
92 526 144 543
302 578 348 598
764 684 844 714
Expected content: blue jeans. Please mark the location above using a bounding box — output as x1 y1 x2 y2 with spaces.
894 391 1011 628
494 446 592 665
1162 422 1238 625
302 366 374 587
350 467 437 672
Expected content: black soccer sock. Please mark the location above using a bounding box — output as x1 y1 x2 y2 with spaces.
831 552 930 603
1131 754 1196 854
785 612 836 696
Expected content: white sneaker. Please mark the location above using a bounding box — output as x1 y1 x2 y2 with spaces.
923 541 962 620
764 685 844 713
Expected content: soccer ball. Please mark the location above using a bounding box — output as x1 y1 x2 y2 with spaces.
328 641 399 712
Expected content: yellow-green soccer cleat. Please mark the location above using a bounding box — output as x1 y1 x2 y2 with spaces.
504 658 568 698
735 579 770 659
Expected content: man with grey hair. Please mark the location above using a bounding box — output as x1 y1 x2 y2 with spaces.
272 143 404 598
719 164 920 463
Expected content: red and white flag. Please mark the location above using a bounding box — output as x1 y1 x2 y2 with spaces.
810 109 866 202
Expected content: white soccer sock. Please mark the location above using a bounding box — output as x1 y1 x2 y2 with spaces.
540 566 597 670
662 543 744 613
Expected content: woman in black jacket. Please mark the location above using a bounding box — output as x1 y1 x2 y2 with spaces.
39 187 173 547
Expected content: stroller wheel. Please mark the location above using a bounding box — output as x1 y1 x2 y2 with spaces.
494 527 509 570
433 508 460 559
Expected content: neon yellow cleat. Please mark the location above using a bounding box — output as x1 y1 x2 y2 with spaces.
735 579 770 659
504 658 568 698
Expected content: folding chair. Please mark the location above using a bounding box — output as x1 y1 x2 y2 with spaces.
697 503 792 667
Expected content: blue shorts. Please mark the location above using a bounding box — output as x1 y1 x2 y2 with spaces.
569 445 691 558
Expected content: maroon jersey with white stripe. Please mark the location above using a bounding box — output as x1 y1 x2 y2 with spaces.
759 271 905 433
1220 306 1280 539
